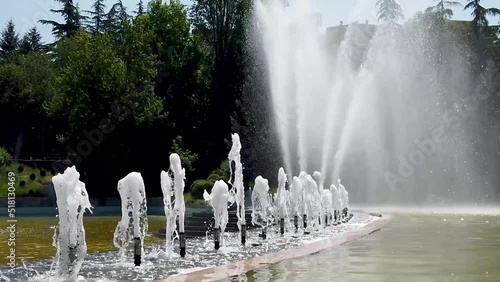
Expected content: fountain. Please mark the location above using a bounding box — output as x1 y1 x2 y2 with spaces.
275 167 288 235
303 174 320 233
203 180 231 250
169 153 187 257
330 183 340 225
290 176 303 231
113 172 148 266
160 170 177 257
313 171 325 227
228 133 246 245
51 166 92 281
251 176 272 239
255 0 493 205
338 179 349 221
298 171 308 229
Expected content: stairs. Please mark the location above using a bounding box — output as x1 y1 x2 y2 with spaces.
155 209 256 239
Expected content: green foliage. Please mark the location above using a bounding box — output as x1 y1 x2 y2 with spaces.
189 179 214 198
376 0 404 24
171 136 198 173
136 0 145 15
105 0 130 37
46 29 162 139
19 27 44 54
40 0 83 39
464 0 500 27
0 162 52 197
0 147 13 167
207 174 224 181
85 0 107 35
210 160 230 182
0 20 19 57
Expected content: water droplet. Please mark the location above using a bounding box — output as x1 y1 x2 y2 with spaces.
443 219 447 222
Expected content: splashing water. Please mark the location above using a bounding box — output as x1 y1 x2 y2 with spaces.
228 133 246 234
204 180 231 247
113 172 148 262
274 167 289 221
251 176 272 230
160 170 177 257
51 166 92 281
255 0 495 204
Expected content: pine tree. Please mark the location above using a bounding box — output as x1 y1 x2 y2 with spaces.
19 27 44 54
376 0 404 25
431 0 462 20
85 0 107 35
40 0 83 39
0 20 19 57
105 0 130 36
464 0 500 27
136 0 145 15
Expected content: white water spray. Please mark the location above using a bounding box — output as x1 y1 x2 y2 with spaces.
113 172 148 265
51 166 92 281
228 133 246 244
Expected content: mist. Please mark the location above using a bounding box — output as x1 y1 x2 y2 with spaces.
254 0 500 205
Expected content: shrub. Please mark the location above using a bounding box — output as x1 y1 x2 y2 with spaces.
171 136 198 173
0 147 13 168
190 179 215 199
211 161 230 182
207 174 224 182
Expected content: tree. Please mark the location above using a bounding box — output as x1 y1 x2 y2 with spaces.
464 0 500 27
47 30 162 138
0 20 19 57
190 0 251 62
105 0 130 37
429 0 462 20
376 0 404 24
85 0 107 35
40 0 83 39
189 0 252 170
0 53 57 157
19 27 44 54
135 0 145 15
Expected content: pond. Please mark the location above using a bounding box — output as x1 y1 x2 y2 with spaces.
230 212 500 282
0 216 166 265
1 210 499 282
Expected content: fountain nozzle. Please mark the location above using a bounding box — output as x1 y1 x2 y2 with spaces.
134 237 141 266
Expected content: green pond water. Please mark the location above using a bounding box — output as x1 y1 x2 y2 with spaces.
0 216 165 265
234 213 500 282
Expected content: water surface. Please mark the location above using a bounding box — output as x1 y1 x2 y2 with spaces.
234 213 500 282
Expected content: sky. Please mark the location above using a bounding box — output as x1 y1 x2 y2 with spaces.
0 0 498 43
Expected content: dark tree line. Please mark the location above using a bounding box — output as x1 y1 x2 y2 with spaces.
0 0 272 198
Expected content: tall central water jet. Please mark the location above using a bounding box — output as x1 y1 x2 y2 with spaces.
256 0 491 204
228 133 246 245
51 166 92 281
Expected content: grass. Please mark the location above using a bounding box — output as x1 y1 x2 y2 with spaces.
0 162 52 197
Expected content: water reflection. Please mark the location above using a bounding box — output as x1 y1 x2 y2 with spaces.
234 213 500 282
